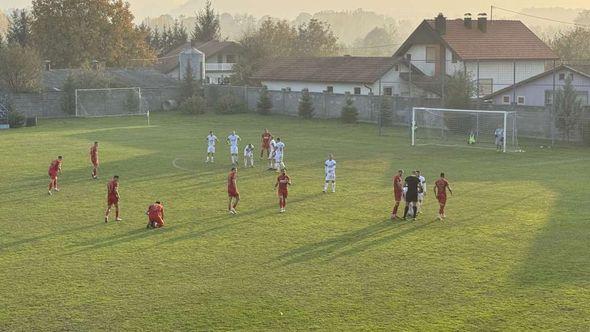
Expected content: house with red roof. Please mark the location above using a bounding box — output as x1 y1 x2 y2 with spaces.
393 13 559 97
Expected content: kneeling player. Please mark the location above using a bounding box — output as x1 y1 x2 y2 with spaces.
227 167 240 214
146 201 165 229
105 175 122 223
275 168 291 213
434 172 453 220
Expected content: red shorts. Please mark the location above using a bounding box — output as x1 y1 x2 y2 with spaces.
228 189 239 198
437 194 447 205
108 194 119 205
278 189 288 198
91 158 98 166
394 190 402 202
49 172 58 180
262 143 270 150
149 215 164 227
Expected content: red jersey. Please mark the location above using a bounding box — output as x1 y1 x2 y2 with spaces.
107 180 119 196
147 203 164 219
262 133 272 147
277 174 290 191
49 159 62 173
393 175 403 193
90 146 98 160
435 178 449 196
227 172 237 191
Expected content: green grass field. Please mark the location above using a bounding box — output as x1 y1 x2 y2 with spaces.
1 112 589 331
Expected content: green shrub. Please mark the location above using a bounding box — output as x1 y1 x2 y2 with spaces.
341 95 358 123
215 94 248 114
8 108 25 128
298 89 314 119
379 96 393 127
256 87 272 115
179 95 207 115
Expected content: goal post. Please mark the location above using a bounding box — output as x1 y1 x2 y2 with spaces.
75 87 149 124
411 107 518 153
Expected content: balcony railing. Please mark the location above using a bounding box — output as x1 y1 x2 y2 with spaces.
205 63 234 71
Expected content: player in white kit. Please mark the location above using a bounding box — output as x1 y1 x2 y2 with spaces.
274 137 285 171
243 144 255 168
268 138 277 170
205 131 218 163
226 131 241 165
323 154 337 193
416 170 426 213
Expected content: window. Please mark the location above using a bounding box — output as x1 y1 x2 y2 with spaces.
326 86 334 93
383 87 393 96
217 54 223 63
406 53 412 61
426 46 437 63
394 65 399 71
226 54 236 63
354 87 361 95
451 53 458 63
559 72 574 81
478 79 493 96
502 95 510 104
517 96 526 105
559 73 565 81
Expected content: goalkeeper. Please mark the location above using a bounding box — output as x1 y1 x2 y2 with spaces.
467 131 476 145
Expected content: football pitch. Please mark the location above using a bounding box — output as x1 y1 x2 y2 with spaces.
1 112 589 330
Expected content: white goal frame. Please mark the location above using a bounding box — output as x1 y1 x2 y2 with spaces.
411 107 516 153
75 87 149 125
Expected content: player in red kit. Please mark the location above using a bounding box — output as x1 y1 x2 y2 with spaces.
146 201 165 229
90 141 99 179
274 168 291 213
261 128 273 158
227 167 240 214
390 169 404 219
434 172 453 221
47 156 63 195
105 175 122 223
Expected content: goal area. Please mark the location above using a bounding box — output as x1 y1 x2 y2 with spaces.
75 87 149 123
411 107 518 152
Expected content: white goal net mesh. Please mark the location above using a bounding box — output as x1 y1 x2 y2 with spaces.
412 107 519 152
75 87 147 118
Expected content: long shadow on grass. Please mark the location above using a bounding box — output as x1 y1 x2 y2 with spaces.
274 219 434 266
0 223 103 250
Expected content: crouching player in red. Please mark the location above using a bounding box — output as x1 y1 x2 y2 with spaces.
105 175 122 223
90 141 99 179
146 201 165 229
275 168 291 213
227 167 240 214
434 172 453 221
391 169 404 219
47 156 63 195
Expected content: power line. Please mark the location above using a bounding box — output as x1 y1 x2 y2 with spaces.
492 5 590 28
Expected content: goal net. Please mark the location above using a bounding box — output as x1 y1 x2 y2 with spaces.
75 87 149 122
411 107 519 152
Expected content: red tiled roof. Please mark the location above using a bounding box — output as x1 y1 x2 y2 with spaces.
425 19 558 60
251 57 401 84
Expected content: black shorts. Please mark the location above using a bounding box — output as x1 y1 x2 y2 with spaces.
405 193 418 203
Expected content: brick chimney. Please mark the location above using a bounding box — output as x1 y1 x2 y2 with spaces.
477 13 487 32
434 13 446 35
464 13 472 28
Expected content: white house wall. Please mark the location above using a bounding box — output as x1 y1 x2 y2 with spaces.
445 48 463 75
406 45 435 76
262 81 373 95
464 60 546 93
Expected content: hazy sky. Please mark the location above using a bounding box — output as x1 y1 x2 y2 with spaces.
2 0 589 20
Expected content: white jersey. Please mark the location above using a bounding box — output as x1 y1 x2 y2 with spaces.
207 134 217 147
325 159 336 181
275 142 285 155
418 175 426 193
244 145 254 157
228 134 240 154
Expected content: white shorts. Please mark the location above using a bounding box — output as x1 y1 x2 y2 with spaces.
230 146 238 155
418 192 424 201
268 149 275 159
325 172 336 181
207 146 215 154
244 152 253 158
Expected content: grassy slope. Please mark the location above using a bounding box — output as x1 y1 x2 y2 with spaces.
0 113 588 331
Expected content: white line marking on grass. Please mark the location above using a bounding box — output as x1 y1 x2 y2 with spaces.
172 158 192 172
514 157 590 167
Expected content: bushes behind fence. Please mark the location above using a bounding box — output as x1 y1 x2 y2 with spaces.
215 94 248 115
